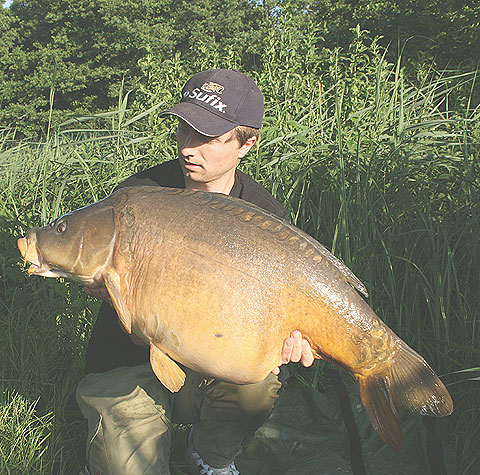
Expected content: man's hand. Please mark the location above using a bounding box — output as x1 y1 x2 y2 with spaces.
84 285 113 307
272 330 315 375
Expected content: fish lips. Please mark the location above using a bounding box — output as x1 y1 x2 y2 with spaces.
17 234 53 276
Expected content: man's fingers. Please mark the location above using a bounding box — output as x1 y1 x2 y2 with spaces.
281 336 293 364
289 330 302 362
300 339 314 367
278 331 315 371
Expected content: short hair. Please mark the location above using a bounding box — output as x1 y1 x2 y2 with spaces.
228 125 260 146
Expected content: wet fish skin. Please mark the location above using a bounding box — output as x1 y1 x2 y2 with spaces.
17 185 453 450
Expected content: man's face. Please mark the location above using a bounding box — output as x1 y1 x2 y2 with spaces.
176 120 254 186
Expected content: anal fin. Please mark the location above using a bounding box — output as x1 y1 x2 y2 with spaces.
357 373 404 450
150 344 186 392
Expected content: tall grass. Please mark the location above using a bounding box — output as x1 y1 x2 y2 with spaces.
1 29 479 474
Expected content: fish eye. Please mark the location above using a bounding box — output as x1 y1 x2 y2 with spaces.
56 221 67 233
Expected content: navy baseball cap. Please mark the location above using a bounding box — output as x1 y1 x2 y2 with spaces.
159 69 264 137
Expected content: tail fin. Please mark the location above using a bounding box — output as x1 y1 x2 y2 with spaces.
357 341 453 450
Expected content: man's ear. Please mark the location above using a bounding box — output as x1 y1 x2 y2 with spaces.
238 136 258 158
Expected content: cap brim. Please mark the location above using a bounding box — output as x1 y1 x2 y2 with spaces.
159 102 238 137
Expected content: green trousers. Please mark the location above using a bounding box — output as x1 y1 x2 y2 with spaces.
76 363 282 475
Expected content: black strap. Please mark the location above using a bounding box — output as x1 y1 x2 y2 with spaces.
327 368 367 475
423 416 447 475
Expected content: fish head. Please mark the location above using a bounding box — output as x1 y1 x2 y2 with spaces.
17 202 118 285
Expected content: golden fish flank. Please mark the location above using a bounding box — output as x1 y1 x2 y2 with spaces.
17 185 453 450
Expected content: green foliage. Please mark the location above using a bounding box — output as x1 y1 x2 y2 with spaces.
0 392 53 473
285 0 480 68
1 0 269 136
1 0 176 135
0 221 93 473
2 1 478 137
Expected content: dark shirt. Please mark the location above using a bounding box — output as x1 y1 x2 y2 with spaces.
85 159 287 374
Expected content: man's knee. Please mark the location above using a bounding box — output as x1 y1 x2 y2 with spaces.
205 373 282 421
76 364 173 475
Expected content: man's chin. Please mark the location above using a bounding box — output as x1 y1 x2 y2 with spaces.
184 170 207 182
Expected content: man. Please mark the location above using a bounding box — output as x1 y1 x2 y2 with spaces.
77 69 314 475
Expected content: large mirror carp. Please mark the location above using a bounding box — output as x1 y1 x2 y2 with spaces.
18 185 453 449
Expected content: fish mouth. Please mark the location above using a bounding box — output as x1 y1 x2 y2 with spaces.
17 235 53 276
26 262 54 276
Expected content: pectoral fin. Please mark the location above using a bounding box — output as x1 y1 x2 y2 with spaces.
104 270 132 334
150 344 186 392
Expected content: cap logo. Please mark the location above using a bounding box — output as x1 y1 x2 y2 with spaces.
201 82 225 94
183 87 227 113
